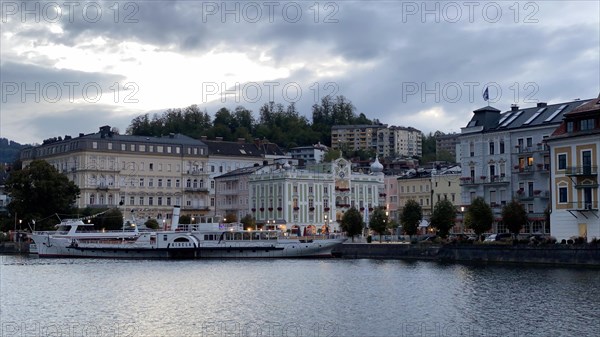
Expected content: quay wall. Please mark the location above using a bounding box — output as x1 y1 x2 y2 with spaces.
334 243 600 267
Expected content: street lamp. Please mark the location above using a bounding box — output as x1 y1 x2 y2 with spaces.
460 206 465 234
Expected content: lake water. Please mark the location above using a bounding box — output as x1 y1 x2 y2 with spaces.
1 255 599 337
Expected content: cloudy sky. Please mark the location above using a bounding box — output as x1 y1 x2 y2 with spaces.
1 0 599 144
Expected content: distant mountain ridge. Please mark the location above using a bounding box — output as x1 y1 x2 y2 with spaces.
0 138 25 164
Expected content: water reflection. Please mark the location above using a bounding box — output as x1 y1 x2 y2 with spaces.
1 256 599 336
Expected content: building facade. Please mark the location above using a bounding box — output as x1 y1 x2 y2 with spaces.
20 126 211 225
202 138 287 214
331 124 422 158
547 94 600 241
288 143 328 165
247 158 385 235
459 99 593 234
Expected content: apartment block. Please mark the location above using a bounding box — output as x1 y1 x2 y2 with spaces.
459 99 594 234
331 124 422 158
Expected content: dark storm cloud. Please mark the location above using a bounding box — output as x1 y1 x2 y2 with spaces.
1 0 598 143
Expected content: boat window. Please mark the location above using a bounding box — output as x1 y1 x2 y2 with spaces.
163 235 168 241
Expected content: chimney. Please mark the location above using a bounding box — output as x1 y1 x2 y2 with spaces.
79 133 84 137
99 125 111 138
537 102 547 108
169 133 175 139
511 104 519 111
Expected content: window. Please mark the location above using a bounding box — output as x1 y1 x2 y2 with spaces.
92 142 97 149
139 197 144 205
526 137 533 148
108 143 113 150
158 179 163 187
121 144 126 151
166 197 171 206
211 181 215 189
149 178 154 187
139 178 144 187
469 142 474 157
176 179 180 188
580 119 595 131
139 145 145 152
489 165 495 177
129 196 135 205
527 157 534 167
567 122 574 133
558 187 567 203
558 154 567 170
149 163 153 171
148 197 153 206
157 197 162 206
489 141 495 155
499 140 505 154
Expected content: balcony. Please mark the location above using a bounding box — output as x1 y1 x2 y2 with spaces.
184 187 209 193
514 144 548 154
565 166 598 176
513 165 535 174
566 201 599 211
483 175 510 185
459 177 477 186
516 190 549 200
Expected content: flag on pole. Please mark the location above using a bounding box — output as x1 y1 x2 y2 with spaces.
483 87 489 101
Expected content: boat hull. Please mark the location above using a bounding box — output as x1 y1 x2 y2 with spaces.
30 233 344 259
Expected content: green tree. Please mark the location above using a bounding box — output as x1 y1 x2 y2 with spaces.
400 199 422 238
240 214 256 230
144 218 160 230
430 199 457 238
340 207 363 242
90 208 124 231
369 208 389 242
5 160 80 229
502 200 528 237
323 149 342 162
465 197 494 239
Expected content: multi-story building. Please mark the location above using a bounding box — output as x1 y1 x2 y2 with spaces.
288 143 328 165
435 133 460 161
331 124 385 154
20 126 211 224
0 165 9 215
214 164 266 224
202 137 287 214
547 94 600 241
459 99 593 234
384 175 400 222
397 172 433 217
331 124 422 158
247 157 385 235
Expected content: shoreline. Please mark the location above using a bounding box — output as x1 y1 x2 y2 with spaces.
333 242 600 267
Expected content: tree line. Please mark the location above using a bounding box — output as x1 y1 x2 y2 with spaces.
126 95 374 150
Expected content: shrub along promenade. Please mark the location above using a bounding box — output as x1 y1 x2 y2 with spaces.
333 242 600 267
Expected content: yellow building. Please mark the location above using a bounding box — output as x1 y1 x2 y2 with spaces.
547 95 600 241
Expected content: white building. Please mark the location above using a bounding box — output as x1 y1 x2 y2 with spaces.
248 157 385 235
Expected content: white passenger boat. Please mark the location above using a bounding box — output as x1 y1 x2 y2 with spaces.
30 207 345 259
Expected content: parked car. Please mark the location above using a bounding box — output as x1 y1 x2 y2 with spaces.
484 233 512 242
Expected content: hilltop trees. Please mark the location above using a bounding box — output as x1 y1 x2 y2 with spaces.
126 95 371 151
5 160 80 229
